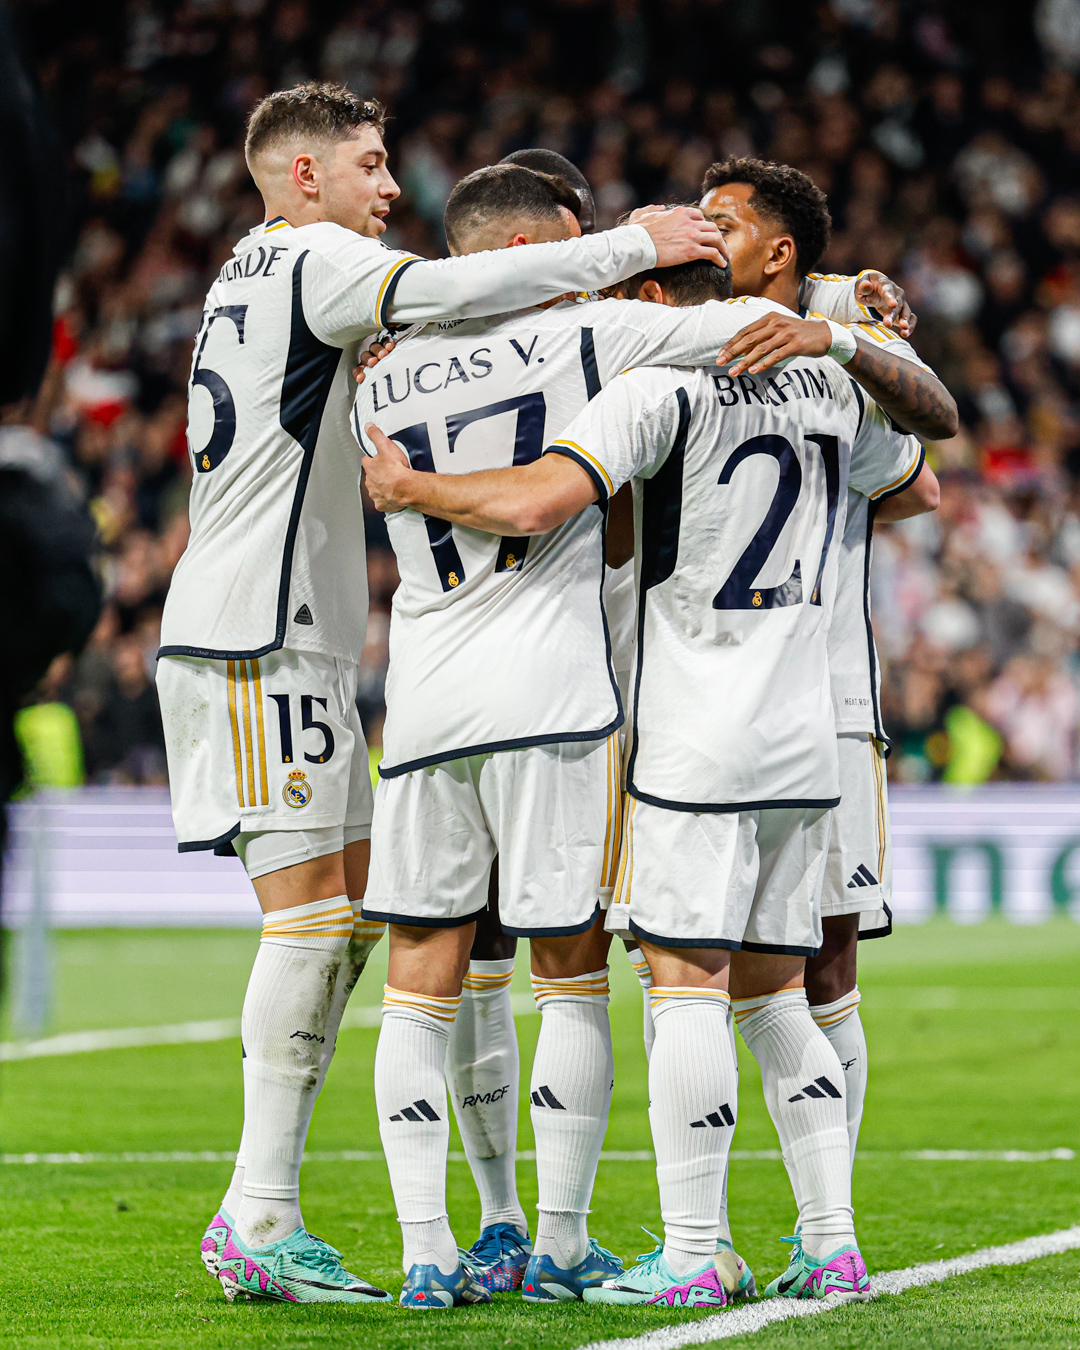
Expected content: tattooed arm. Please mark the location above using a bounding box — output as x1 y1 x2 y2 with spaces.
718 314 959 441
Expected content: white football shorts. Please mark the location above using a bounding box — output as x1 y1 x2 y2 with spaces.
363 734 622 936
157 647 373 858
821 732 892 938
606 799 831 955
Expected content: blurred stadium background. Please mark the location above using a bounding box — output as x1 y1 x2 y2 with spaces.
4 2 1080 932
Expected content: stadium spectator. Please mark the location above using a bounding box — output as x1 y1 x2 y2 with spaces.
10 0 1080 784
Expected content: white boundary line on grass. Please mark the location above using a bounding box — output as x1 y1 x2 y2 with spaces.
572 1225 1080 1350
1 1148 1074 1166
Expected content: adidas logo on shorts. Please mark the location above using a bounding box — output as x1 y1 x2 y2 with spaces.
847 864 879 888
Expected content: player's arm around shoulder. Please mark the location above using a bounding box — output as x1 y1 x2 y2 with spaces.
849 396 937 510
359 423 599 537
300 225 422 345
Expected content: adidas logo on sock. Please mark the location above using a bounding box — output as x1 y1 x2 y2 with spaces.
690 1102 735 1129
388 1099 441 1122
530 1085 565 1109
788 1076 842 1103
846 864 878 888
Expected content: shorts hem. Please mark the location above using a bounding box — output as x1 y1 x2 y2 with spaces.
626 787 841 814
500 903 601 939
177 823 241 854
740 939 822 957
361 903 489 929
379 714 624 778
628 920 742 951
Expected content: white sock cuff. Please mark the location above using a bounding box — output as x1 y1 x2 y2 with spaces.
810 986 861 1029
625 946 653 990
260 894 353 948
733 986 808 1029
462 959 515 997
531 967 610 1009
382 985 462 1027
650 985 730 1023
349 899 386 943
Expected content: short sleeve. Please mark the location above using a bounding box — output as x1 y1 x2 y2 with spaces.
849 394 925 501
543 370 684 502
302 230 421 346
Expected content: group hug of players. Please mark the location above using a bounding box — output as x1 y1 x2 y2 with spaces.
158 81 955 1310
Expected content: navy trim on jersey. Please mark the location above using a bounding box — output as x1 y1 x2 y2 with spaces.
158 250 343 664
378 256 422 328
849 377 866 436
858 898 893 940
379 502 624 778
545 445 610 503
177 822 241 854
628 785 842 814
874 442 925 501
580 327 602 400
500 902 601 939
624 386 690 793
862 500 888 745
361 902 488 929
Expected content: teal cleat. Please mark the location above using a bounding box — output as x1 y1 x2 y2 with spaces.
467 1224 533 1292
522 1238 624 1303
200 1209 233 1279
216 1225 393 1303
399 1253 493 1309
583 1238 729 1308
715 1237 757 1300
763 1240 870 1300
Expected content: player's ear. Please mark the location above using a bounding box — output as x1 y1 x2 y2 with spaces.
292 153 320 197
764 234 796 277
639 279 665 306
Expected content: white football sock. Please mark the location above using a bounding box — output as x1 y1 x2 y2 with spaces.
810 987 866 1170
446 959 527 1236
529 968 614 1269
221 906 385 1223
375 985 462 1275
648 987 738 1274
625 945 655 1060
234 895 354 1248
717 1002 738 1247
735 989 854 1262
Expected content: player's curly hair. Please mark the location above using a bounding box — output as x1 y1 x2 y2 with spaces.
701 157 831 277
245 82 385 163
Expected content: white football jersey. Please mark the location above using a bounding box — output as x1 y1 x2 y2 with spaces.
160 218 659 664
550 359 924 810
828 324 932 738
354 294 814 774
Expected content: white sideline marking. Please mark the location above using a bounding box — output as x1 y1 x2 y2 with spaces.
2 1147 1073 1167
0 996 541 1062
572 1225 1080 1350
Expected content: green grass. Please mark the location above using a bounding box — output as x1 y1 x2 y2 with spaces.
2 921 1080 1348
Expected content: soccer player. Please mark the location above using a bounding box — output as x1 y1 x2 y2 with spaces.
361 259 927 1305
157 79 726 1305
355 165 921 1308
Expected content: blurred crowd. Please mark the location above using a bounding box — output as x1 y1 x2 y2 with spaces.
10 0 1080 784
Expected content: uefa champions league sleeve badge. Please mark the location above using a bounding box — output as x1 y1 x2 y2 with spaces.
283 769 313 808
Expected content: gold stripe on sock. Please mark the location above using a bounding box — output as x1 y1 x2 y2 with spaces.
352 920 387 940
462 972 513 992
382 985 462 1022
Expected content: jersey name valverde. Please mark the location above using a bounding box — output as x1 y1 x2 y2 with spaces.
160 218 421 664
352 295 871 775
547 359 923 811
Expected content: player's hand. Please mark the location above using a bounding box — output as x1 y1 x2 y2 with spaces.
855 270 915 337
353 337 396 384
361 424 414 513
718 314 832 376
634 205 729 270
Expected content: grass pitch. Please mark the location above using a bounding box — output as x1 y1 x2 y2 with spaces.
2 920 1080 1349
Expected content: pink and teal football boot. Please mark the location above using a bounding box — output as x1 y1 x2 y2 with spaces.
200 1210 233 1278
715 1237 757 1300
763 1236 870 1300
583 1238 728 1308
467 1223 533 1292
216 1225 392 1303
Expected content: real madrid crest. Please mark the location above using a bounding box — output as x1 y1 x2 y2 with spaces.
283 769 312 808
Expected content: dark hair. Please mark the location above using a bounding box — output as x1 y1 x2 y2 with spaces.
701 157 831 277
444 164 582 251
245 82 385 162
618 258 733 305
500 148 595 233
